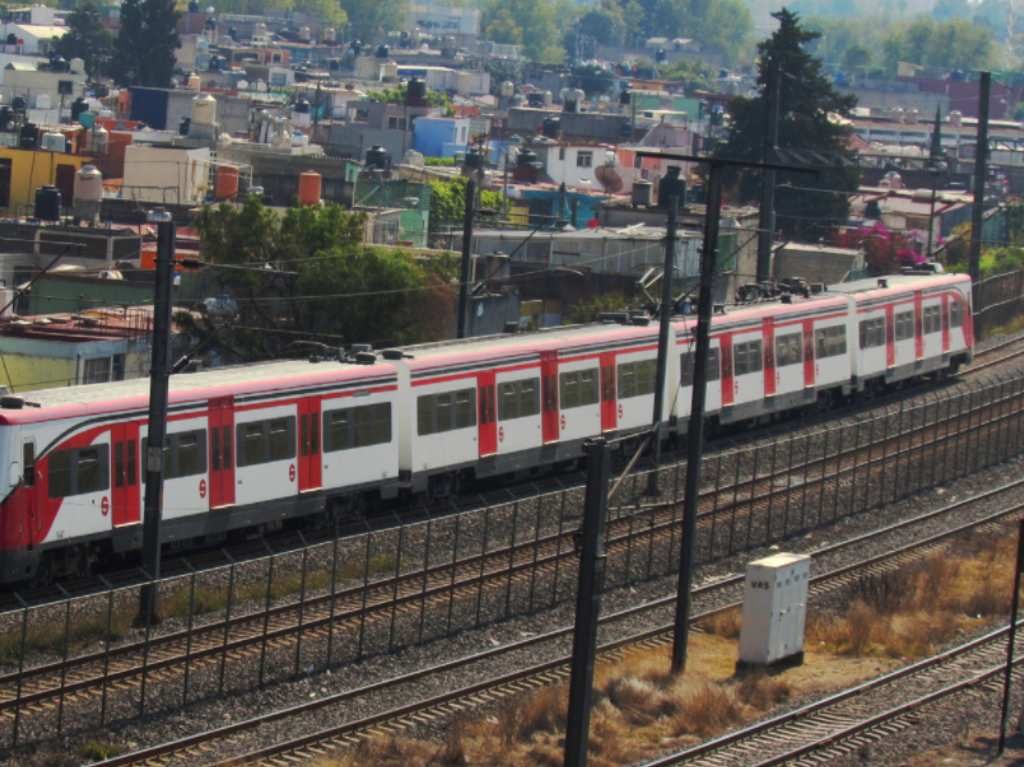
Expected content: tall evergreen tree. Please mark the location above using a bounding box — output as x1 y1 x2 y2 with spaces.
111 0 179 87
54 1 113 78
716 8 860 240
929 105 943 164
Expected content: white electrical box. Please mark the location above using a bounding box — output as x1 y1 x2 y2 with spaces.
738 552 810 668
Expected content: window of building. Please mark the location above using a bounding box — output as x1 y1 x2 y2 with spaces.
923 304 942 334
559 369 600 409
323 402 392 451
559 146 566 161
48 445 109 498
859 317 886 349
576 151 593 168
950 299 964 328
814 325 847 358
895 310 915 341
680 348 721 386
417 388 477 435
733 340 763 376
498 378 540 420
775 333 803 367
112 353 126 381
235 417 295 467
82 357 110 384
142 430 208 481
617 358 657 398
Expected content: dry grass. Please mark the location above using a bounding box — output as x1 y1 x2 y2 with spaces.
698 609 742 639
807 527 1015 659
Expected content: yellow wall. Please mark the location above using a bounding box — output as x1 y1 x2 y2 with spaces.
0 147 91 213
0 354 75 392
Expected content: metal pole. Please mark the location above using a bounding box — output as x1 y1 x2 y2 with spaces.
647 186 679 495
136 209 175 627
926 166 938 259
563 438 610 767
757 61 780 283
969 71 991 287
456 177 475 339
998 518 1024 754
671 162 723 674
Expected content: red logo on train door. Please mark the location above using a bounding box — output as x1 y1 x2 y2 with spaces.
101 496 109 516
288 464 296 482
198 479 207 498
498 426 505 443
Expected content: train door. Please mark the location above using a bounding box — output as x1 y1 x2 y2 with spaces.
208 396 235 509
600 352 617 432
297 397 322 492
540 352 559 443
478 371 497 457
720 335 735 407
110 422 140 527
802 319 816 388
21 437 38 544
885 305 896 369
941 294 951 353
762 317 776 399
914 290 924 361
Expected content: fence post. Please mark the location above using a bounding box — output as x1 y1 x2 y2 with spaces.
218 556 236 696
11 592 28 748
98 576 114 728
56 585 71 735
258 549 276 689
294 535 309 675
183 562 197 707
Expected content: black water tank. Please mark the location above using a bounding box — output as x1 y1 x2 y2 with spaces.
11 96 26 112
294 97 310 114
71 96 88 122
375 44 389 58
619 89 631 106
542 117 560 138
562 99 577 114
406 77 426 104
463 147 484 170
34 186 61 221
517 148 538 166
188 0 199 11
19 123 36 149
365 145 391 170
0 107 12 131
179 116 191 135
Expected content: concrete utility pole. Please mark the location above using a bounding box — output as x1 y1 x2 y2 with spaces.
136 209 175 627
969 71 991 287
647 171 680 495
757 61 780 283
563 438 610 767
456 177 476 338
636 150 817 674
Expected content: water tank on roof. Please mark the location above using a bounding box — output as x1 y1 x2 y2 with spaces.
298 171 321 205
632 180 653 208
0 107 12 131
34 186 61 221
382 60 399 80
187 72 201 90
406 77 426 105
19 123 36 150
542 117 560 138
71 96 88 122
292 97 311 128
188 0 199 11
74 164 103 203
298 25 311 41
192 92 216 126
375 44 390 58
40 131 65 152
463 147 484 171
620 89 631 107
322 27 336 43
89 124 108 154
365 144 391 170
11 96 25 113
215 164 239 200
500 80 514 98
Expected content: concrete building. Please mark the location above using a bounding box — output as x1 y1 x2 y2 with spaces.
412 116 471 157
774 243 865 285
0 6 66 56
121 143 211 205
404 1 481 38
0 59 87 114
0 307 157 391
0 144 91 213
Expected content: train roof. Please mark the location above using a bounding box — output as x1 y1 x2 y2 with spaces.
826 271 969 298
0 358 398 424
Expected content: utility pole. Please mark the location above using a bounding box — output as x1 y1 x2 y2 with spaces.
456 177 476 338
926 165 939 259
997 518 1024 754
563 438 610 767
136 209 175 627
671 163 722 673
756 61 780 283
969 71 991 287
635 150 817 675
646 173 679 495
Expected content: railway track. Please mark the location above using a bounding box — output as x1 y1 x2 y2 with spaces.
643 622 1023 767
1 380 1020 738
90 478 1024 766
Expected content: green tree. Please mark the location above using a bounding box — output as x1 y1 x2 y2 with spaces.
111 0 179 86
339 0 406 42
716 8 860 240
427 177 502 241
54 0 113 78
479 0 567 64
841 43 870 73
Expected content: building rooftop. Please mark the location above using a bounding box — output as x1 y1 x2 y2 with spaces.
0 307 155 343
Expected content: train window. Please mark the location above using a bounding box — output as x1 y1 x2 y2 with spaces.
950 299 964 328
354 403 391 447
895 311 915 341
775 333 803 367
858 318 886 349
734 340 763 376
680 349 721 385
499 378 540 420
417 388 476 435
814 326 847 358
22 441 34 486
142 430 207 480
618 359 657 398
560 369 599 409
923 305 942 334
235 418 295 467
47 445 110 498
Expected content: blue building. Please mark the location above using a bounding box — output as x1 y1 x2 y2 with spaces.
412 117 471 158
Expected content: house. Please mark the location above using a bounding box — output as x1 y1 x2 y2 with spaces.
412 116 471 158
0 143 92 213
121 143 211 205
0 5 66 56
0 59 87 114
0 307 161 392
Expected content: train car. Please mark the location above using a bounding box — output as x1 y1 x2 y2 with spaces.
0 359 401 582
0 269 976 584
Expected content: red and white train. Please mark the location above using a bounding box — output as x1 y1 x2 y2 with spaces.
0 271 973 582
